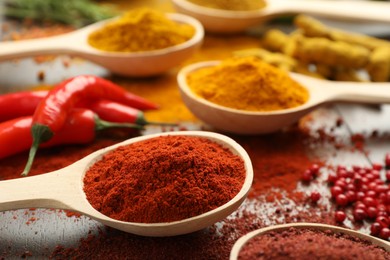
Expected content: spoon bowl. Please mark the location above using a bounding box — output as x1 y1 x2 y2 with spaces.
0 13 204 77
177 61 390 135
171 0 390 33
230 223 390 259
0 131 253 237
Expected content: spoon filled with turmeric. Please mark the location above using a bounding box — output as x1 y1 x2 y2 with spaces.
0 9 204 77
172 0 390 33
177 58 390 135
0 131 253 237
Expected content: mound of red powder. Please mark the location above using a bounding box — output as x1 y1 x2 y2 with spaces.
238 227 390 260
83 135 246 223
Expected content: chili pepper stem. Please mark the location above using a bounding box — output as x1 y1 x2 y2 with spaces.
94 115 144 131
22 124 53 176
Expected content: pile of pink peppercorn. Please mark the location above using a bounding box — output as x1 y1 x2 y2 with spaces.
302 154 390 241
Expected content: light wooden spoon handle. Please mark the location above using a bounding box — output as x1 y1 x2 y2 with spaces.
0 166 83 212
272 0 390 23
0 34 75 61
290 73 390 106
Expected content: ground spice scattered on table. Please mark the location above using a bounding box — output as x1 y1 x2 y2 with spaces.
83 135 246 223
186 56 309 112
238 227 390 260
88 8 195 53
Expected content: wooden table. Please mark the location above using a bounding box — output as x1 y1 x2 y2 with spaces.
0 0 389 258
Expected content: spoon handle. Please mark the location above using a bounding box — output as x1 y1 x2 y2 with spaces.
0 167 82 212
276 0 390 23
0 34 74 61
327 82 390 104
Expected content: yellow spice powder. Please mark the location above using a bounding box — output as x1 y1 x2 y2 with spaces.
187 57 309 112
88 8 195 52
187 0 266 11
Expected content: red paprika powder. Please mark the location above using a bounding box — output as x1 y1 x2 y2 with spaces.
83 135 246 223
237 227 390 260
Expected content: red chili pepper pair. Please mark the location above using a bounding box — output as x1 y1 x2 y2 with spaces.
0 75 169 176
0 109 143 160
0 90 48 122
0 91 165 126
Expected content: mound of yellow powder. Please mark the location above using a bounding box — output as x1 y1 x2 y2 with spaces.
88 8 195 52
188 0 266 11
187 57 309 112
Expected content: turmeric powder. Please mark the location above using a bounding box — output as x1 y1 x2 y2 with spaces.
186 56 309 112
88 8 195 52
187 0 266 11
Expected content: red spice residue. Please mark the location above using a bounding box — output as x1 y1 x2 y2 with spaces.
64 210 81 218
351 133 365 151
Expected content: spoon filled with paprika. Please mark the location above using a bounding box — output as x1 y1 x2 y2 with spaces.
0 12 204 77
172 0 390 33
230 223 390 259
0 131 253 237
178 60 390 135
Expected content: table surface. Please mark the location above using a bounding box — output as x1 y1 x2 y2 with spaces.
1 0 390 258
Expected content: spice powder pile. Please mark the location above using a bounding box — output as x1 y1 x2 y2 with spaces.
238 227 390 260
187 56 309 112
83 135 246 223
87 8 195 53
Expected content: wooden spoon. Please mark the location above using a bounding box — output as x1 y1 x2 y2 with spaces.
172 0 390 33
177 61 390 134
0 131 253 237
0 13 204 77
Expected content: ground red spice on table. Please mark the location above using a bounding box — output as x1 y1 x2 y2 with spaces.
238 227 390 260
83 135 246 223
0 130 356 259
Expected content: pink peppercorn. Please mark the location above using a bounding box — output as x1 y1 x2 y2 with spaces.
301 170 312 182
310 191 321 203
370 222 382 236
385 153 390 168
379 228 390 240
353 208 367 222
335 211 346 223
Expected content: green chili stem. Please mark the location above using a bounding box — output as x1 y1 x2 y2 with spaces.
21 124 53 177
94 115 144 131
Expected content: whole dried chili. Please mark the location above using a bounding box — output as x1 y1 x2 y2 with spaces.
83 135 246 223
0 90 48 122
0 109 141 160
22 75 158 176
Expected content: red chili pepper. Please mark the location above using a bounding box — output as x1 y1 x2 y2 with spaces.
23 75 156 176
19 108 141 176
0 90 48 122
88 100 177 126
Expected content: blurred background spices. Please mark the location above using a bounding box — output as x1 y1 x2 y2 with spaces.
186 0 266 11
